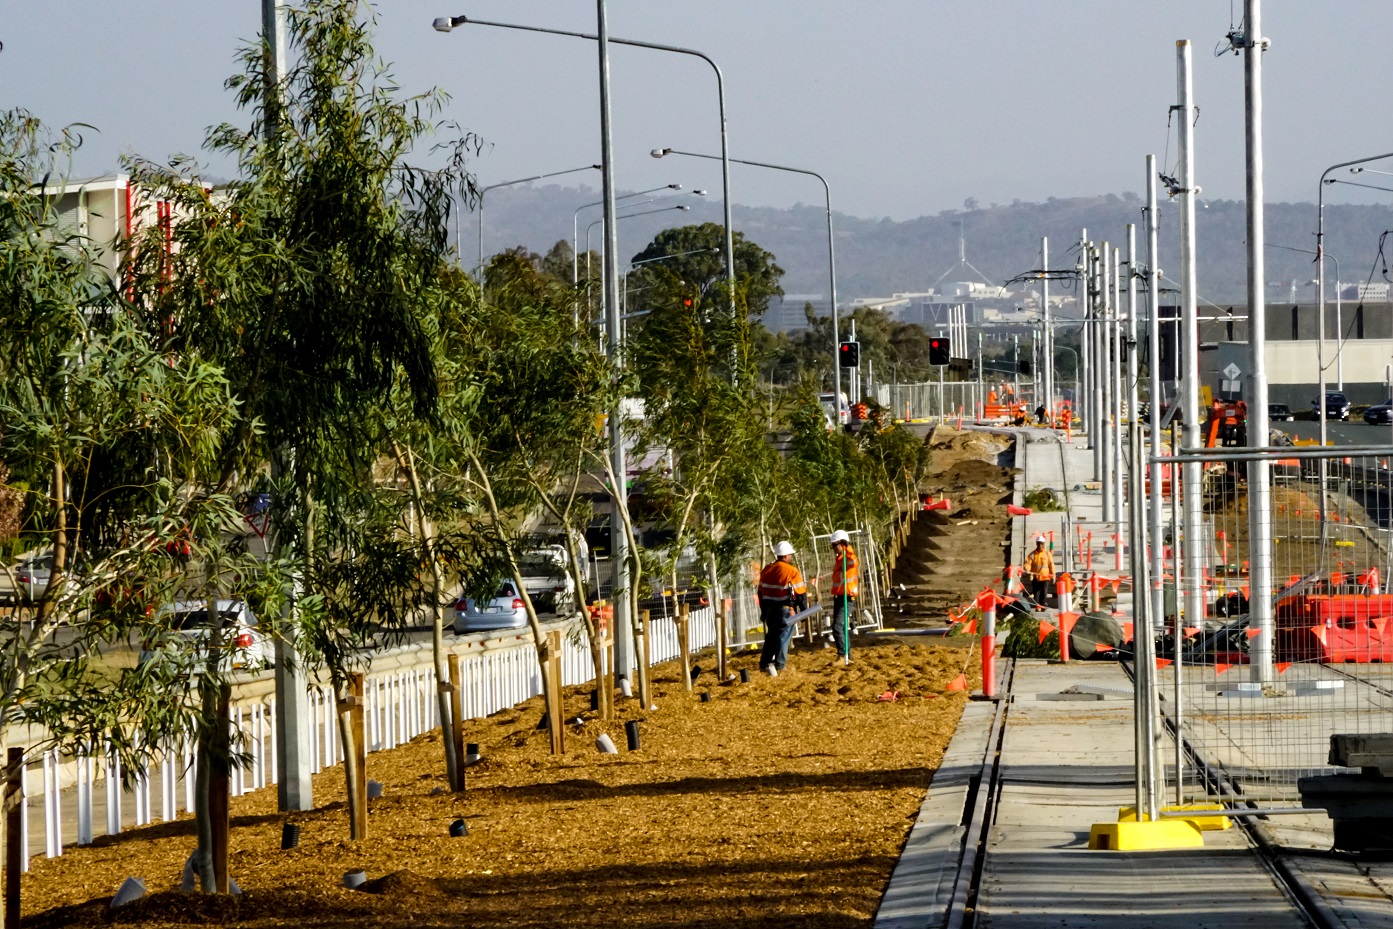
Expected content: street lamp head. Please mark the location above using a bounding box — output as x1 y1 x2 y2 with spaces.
651 148 673 159
676 205 690 211
1353 167 1365 174
432 16 466 33
693 190 707 196
666 183 681 189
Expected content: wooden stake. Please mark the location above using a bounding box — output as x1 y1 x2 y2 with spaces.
350 673 367 840
544 630 565 754
210 685 231 894
5 748 22 929
447 654 466 792
717 597 730 681
601 633 615 719
639 609 653 707
677 603 692 692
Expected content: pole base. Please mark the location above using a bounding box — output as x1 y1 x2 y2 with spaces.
1118 803 1231 832
1088 818 1204 850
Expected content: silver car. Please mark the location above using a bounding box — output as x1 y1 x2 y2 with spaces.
453 581 529 633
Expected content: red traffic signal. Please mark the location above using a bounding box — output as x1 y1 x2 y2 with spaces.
929 337 951 366
838 341 860 368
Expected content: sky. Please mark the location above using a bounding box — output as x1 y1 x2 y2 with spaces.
4 2 1392 222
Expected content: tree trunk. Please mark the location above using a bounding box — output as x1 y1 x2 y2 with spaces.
338 675 367 840
209 686 231 895
395 444 461 793
563 532 609 719
447 654 466 791
194 681 216 892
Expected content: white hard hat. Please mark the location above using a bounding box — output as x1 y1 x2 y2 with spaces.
1035 534 1047 543
774 540 796 557
830 529 850 545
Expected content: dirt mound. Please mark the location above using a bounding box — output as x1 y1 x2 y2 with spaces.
930 428 1010 466
359 869 446 898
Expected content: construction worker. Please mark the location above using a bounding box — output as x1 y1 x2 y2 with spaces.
829 529 859 665
757 541 808 676
1024 534 1056 607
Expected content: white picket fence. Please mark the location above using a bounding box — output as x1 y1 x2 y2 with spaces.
20 607 716 863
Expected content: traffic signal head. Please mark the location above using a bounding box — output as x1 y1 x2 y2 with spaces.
838 341 860 368
929 337 951 366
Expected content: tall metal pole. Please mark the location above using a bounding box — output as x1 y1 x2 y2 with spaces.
263 0 313 814
1042 237 1053 417
1126 219 1154 821
1112 245 1125 532
1177 40 1207 633
1244 0 1275 684
1091 245 1105 482
1101 242 1114 522
1146 156 1171 816
595 0 633 685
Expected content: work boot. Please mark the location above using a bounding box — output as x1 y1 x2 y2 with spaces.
763 664 778 677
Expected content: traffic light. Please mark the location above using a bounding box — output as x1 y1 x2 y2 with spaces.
838 341 860 368
929 337 951 366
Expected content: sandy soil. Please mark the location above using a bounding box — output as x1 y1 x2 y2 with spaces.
24 643 981 929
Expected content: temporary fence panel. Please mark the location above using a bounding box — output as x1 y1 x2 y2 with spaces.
887 381 982 423
23 609 717 860
1129 444 1393 824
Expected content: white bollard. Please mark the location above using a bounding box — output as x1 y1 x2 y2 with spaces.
77 750 93 845
110 877 146 908
44 750 61 858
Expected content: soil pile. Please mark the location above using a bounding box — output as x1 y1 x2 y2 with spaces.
892 426 1015 625
24 642 980 929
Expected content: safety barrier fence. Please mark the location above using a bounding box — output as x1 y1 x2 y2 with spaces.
1124 443 1393 829
886 381 983 423
18 606 716 863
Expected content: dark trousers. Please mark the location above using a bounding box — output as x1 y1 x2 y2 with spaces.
759 601 796 670
831 595 855 657
1029 577 1052 606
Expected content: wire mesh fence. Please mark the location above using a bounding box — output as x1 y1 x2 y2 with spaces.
886 381 983 422
1140 445 1393 816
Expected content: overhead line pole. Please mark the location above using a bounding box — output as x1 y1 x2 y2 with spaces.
1243 0 1275 685
1177 40 1207 642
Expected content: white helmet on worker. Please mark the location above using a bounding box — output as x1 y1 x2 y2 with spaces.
1034 534 1047 544
774 540 796 557
830 529 851 545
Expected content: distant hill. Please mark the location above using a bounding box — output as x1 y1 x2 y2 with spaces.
469 184 1393 308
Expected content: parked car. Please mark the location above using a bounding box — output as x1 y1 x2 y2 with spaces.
1365 399 1393 425
141 600 269 671
1313 391 1351 421
453 580 529 633
8 552 53 604
1268 403 1295 422
516 545 575 615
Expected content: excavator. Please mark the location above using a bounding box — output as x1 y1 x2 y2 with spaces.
1202 398 1300 492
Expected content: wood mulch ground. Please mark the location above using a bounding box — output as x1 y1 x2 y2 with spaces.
24 640 982 929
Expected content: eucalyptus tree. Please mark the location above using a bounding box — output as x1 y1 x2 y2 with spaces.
125 0 478 842
0 109 256 915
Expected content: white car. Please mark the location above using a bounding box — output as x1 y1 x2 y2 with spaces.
453 581 529 633
3 551 53 604
142 600 270 671
516 545 575 615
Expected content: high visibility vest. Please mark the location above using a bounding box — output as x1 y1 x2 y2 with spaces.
758 560 807 602
1025 547 1056 581
832 546 859 598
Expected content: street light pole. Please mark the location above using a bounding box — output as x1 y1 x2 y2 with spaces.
574 185 681 284
432 14 736 323
651 148 841 419
477 164 600 277
1177 39 1206 636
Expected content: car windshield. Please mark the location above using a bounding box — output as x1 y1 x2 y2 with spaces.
171 608 238 630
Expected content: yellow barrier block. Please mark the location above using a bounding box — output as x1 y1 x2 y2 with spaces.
1088 819 1204 850
1117 803 1231 832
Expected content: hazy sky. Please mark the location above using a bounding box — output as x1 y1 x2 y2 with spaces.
4 2 1392 221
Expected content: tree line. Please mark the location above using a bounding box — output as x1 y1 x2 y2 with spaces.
0 0 929 904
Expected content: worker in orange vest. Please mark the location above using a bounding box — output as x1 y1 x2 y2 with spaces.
1024 534 1056 607
757 540 808 676
830 529 859 665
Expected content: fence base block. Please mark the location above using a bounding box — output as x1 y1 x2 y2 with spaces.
1118 803 1232 832
1088 819 1204 850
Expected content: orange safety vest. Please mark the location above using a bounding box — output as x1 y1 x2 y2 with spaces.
758 560 807 602
832 545 860 598
1025 547 1056 581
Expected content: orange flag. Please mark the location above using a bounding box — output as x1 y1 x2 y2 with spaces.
1037 621 1055 644
1311 625 1328 645
1183 627 1201 639
1241 584 1251 600
961 619 977 636
1214 663 1232 675
1058 611 1080 638
1094 643 1115 653
1288 574 1301 587
1374 616 1391 639
1331 571 1346 587
1275 661 1292 674
1109 577 1122 593
1245 627 1262 640
945 674 968 691
1121 621 1134 643
1156 658 1174 670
